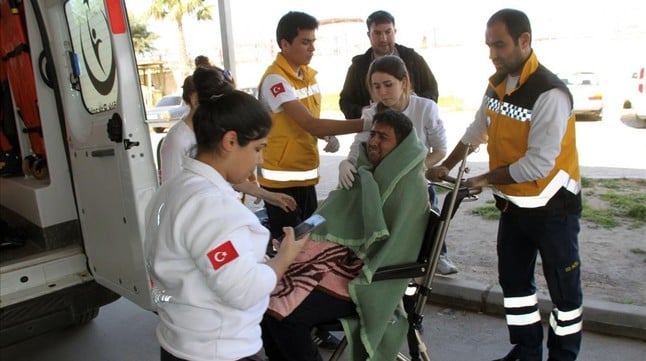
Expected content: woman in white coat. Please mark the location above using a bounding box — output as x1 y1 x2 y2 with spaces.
145 66 308 361
159 69 296 213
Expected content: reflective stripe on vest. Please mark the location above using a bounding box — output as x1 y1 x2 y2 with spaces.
493 169 581 208
295 84 320 100
260 167 319 182
549 306 583 336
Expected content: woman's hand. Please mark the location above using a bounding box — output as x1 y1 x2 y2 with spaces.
263 192 297 212
266 227 309 280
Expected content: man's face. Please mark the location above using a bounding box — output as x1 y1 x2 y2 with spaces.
368 22 396 56
281 29 316 68
367 122 398 165
485 21 528 77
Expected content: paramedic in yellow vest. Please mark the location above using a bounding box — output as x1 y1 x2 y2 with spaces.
258 11 372 240
427 9 582 361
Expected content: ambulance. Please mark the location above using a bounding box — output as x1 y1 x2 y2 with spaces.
1 0 159 346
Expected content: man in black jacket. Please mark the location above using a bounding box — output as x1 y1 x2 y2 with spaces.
339 10 439 119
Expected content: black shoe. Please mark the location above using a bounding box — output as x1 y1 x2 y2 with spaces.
312 330 341 350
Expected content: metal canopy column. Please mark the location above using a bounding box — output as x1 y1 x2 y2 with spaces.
217 0 236 78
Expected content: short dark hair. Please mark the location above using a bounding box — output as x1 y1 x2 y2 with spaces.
194 55 210 68
366 10 395 30
276 11 318 46
192 67 271 154
487 9 532 45
372 109 412 145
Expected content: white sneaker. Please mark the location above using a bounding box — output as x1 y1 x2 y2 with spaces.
436 254 458 275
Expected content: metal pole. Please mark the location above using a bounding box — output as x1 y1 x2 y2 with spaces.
412 143 473 361
217 0 236 78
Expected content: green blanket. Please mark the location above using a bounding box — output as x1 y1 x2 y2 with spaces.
311 130 430 360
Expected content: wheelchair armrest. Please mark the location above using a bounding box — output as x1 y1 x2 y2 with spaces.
372 261 428 281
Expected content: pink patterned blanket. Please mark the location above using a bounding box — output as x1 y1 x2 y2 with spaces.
267 240 363 319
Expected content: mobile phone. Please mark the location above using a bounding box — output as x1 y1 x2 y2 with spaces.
277 214 326 242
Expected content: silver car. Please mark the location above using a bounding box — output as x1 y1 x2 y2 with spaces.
145 95 189 133
560 72 603 121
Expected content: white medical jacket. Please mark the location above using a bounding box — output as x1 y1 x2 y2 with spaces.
144 157 275 361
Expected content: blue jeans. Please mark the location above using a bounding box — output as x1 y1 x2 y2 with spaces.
427 183 447 255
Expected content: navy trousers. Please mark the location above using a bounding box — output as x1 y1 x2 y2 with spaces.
497 211 583 361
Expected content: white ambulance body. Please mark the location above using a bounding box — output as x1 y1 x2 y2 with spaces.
1 0 157 346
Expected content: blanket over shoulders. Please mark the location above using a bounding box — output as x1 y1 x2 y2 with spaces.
311 129 430 361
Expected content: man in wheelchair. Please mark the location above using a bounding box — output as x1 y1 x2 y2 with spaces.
262 110 431 361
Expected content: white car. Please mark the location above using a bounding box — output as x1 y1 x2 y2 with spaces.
145 95 189 133
623 66 646 121
560 72 603 120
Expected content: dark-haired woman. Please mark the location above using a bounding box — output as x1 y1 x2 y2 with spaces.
160 68 296 212
144 72 308 361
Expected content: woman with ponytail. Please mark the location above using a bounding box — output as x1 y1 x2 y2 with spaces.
144 66 307 361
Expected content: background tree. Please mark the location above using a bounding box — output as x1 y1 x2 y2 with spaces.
147 0 213 76
129 14 158 57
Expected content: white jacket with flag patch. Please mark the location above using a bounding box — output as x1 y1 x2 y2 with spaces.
144 157 275 361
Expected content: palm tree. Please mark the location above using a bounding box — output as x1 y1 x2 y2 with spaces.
129 14 158 57
147 0 213 75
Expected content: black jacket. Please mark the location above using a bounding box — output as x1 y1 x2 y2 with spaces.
339 44 439 119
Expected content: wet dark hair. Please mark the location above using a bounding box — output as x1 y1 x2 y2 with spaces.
181 75 195 105
372 109 412 145
192 67 271 154
366 10 395 30
367 55 412 112
487 8 532 46
276 11 318 46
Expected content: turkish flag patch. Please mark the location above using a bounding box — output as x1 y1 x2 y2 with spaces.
206 240 239 270
270 82 286 97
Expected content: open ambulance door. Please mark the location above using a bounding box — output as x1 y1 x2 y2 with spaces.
33 0 157 310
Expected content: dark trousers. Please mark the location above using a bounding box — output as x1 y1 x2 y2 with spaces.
497 211 583 361
160 347 264 361
263 185 318 239
261 289 356 361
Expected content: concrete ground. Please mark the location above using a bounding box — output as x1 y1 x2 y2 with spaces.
1 296 644 361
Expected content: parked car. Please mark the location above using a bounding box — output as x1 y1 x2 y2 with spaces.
622 66 646 121
559 72 603 120
145 95 189 133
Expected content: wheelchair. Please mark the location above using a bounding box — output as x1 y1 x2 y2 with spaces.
318 145 479 361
